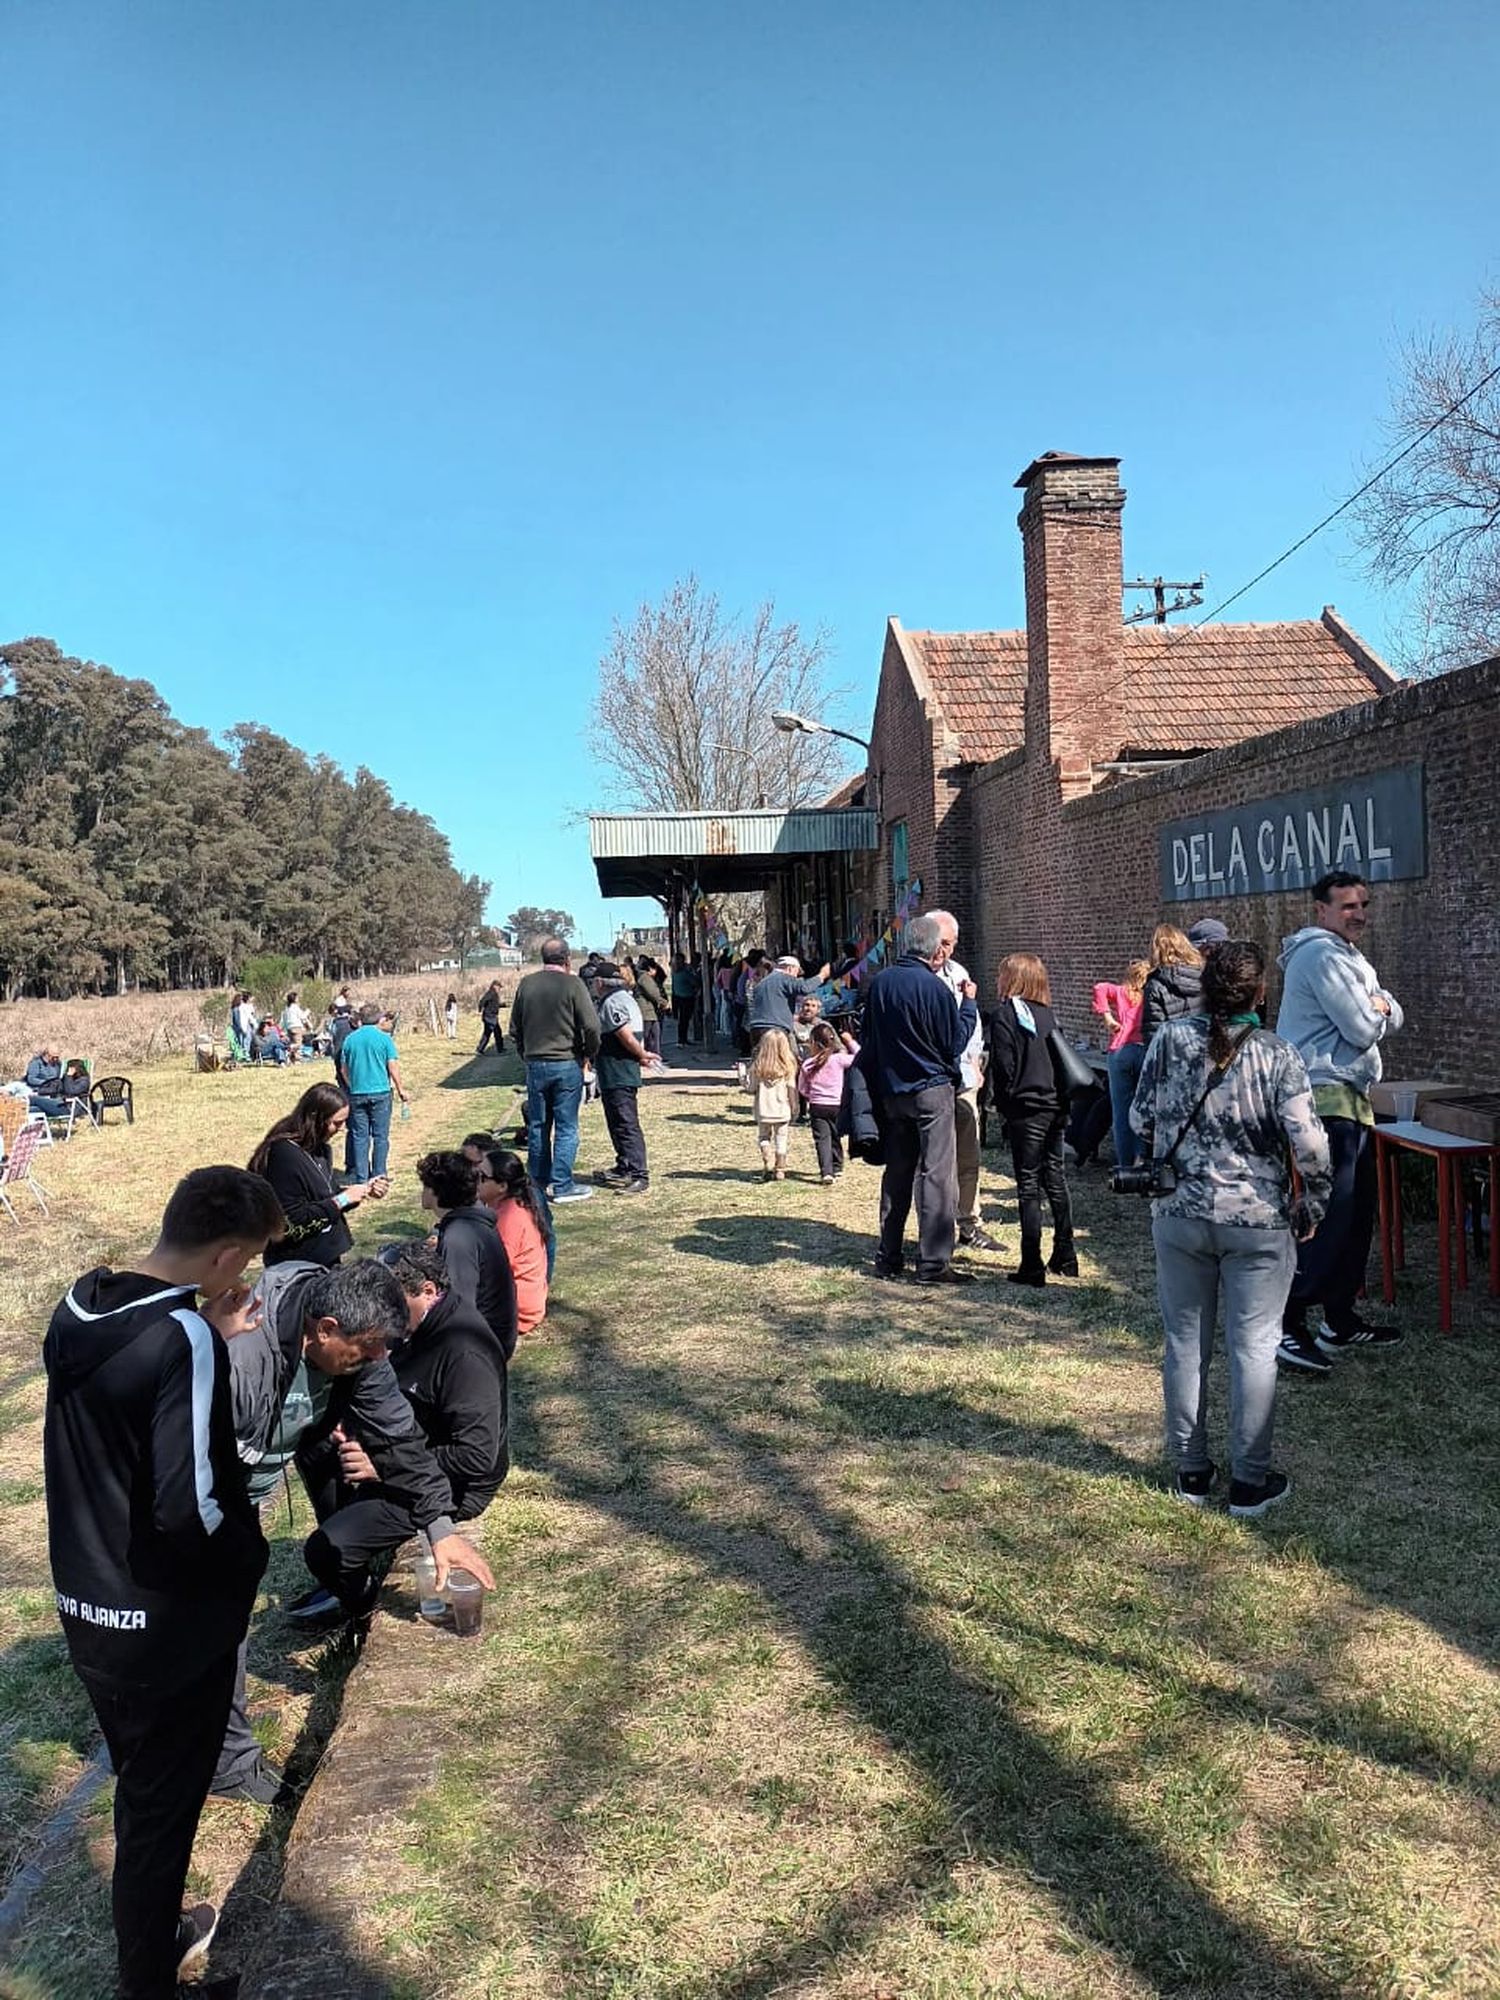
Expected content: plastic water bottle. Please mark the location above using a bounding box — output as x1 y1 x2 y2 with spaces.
400 1097 412 1123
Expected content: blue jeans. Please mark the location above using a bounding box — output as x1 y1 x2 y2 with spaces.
347 1092 393 1180
1154 1215 1295 1486
526 1060 584 1195
1107 1042 1146 1170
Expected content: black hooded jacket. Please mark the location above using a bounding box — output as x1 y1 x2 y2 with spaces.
391 1288 509 1521
436 1205 518 1360
43 1271 267 1691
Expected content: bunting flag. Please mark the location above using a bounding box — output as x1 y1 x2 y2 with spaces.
808 878 923 1008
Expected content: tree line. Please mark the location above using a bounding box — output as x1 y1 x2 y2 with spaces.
0 638 489 999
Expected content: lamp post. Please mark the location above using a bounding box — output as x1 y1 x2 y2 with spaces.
770 709 871 753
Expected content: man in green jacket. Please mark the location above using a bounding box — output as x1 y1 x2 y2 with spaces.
508 939 601 1203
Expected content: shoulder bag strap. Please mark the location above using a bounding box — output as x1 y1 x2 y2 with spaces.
1159 1026 1257 1171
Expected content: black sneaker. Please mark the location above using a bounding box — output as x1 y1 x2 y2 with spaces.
1276 1332 1332 1377
916 1266 977 1287
285 1585 340 1624
958 1225 1003 1252
593 1167 632 1186
612 1176 650 1195
211 1760 286 1806
1047 1252 1080 1277
1172 1463 1216 1508
1316 1315 1403 1353
176 1903 220 1979
1007 1267 1046 1288
872 1261 905 1282
1228 1471 1292 1519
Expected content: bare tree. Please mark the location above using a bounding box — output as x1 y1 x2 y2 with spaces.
1351 290 1500 675
589 576 853 811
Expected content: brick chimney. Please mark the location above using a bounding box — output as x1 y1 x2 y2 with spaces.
1015 452 1127 800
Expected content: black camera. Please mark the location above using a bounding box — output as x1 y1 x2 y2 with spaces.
1110 1159 1177 1197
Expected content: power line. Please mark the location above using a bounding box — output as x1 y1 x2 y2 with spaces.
1185 352 1500 628
1041 350 1500 741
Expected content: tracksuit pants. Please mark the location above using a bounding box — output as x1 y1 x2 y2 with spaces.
83 1652 237 2000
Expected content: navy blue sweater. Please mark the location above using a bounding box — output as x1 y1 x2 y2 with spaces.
856 956 977 1097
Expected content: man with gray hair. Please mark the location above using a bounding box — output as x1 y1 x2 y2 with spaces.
855 911 978 1285
929 911 1001 1254
745 950 831 1047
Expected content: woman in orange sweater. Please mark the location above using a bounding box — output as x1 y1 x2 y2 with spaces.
477 1149 551 1334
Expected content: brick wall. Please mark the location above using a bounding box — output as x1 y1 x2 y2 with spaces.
971 654 1500 1082
866 622 978 941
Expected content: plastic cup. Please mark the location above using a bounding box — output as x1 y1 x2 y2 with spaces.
1392 1089 1419 1123
413 1545 447 1624
444 1567 485 1638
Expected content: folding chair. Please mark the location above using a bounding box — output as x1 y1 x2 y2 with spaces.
89 1075 136 1126
0 1117 50 1221
0 1094 28 1160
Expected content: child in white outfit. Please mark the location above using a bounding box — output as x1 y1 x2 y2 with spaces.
746 1029 798 1179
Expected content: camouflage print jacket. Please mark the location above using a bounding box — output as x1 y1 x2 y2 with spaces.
1129 1020 1332 1232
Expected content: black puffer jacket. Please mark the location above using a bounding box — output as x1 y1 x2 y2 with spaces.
1142 962 1203 1039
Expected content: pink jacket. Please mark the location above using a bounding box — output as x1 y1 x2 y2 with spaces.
798 1043 859 1106
1092 982 1144 1052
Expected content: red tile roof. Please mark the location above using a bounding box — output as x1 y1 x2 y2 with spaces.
904 630 1028 762
904 616 1390 765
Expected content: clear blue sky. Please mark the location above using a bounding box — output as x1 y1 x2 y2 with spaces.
3 1 1496 947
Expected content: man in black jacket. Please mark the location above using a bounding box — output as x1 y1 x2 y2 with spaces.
419 1149 519 1358
44 1165 285 2000
856 912 978 1286
378 1243 507 1518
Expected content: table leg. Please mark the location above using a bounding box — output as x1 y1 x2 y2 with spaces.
1454 1158 1469 1292
1377 1137 1397 1308
1392 1146 1405 1270
1436 1149 1453 1334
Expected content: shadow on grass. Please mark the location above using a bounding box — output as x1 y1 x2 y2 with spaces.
435 1054 524 1093
516 1306 1366 2000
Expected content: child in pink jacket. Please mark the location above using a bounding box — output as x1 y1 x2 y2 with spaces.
797 1022 860 1184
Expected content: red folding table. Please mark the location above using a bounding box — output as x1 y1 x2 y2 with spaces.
1374 1119 1499 1334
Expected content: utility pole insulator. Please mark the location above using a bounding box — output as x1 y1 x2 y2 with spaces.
1124 575 1206 625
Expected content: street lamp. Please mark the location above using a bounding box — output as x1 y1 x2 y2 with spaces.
770 709 870 752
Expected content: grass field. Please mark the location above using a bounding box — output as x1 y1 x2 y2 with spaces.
2 1039 1499 1998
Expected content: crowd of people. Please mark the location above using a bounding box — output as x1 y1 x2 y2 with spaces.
40 873 1409 1998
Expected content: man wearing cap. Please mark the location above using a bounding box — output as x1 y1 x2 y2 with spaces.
746 953 831 1048
591 962 660 1194
1187 916 1229 956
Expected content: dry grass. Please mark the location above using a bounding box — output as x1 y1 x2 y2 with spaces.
0 973 520 1076
4 1059 1499 1999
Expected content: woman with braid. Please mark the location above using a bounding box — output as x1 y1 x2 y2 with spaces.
1130 940 1331 1520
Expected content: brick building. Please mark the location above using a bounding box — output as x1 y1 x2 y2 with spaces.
863 451 1500 1080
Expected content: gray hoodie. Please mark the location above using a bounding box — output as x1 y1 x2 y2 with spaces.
1275 927 1402 1097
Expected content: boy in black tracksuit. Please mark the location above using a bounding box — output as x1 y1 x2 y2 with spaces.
42 1166 285 2000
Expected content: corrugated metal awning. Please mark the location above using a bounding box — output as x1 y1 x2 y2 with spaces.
589 806 878 897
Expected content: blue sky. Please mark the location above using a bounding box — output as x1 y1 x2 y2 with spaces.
3 1 1496 946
